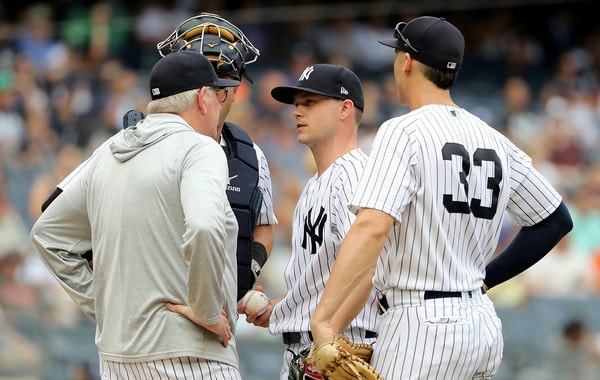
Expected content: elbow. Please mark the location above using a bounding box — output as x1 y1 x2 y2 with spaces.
29 222 43 251
354 208 394 242
556 201 574 237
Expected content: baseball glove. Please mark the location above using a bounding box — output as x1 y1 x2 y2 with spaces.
306 335 383 380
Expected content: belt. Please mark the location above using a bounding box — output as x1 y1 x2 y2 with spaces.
378 287 486 313
424 288 485 300
282 330 378 345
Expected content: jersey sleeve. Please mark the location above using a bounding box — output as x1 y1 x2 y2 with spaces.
505 142 563 226
30 167 96 321
254 143 278 226
349 119 418 222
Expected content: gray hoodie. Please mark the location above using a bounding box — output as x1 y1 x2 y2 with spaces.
30 113 239 366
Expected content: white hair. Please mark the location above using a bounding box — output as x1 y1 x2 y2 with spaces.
147 88 201 114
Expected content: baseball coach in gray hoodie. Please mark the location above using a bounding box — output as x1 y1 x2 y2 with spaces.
30 51 244 379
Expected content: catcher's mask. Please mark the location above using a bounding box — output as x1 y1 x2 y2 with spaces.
157 13 259 83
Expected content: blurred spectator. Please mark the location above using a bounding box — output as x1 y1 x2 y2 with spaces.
133 0 189 69
27 143 84 222
521 235 595 298
13 4 69 84
541 96 587 193
84 58 148 151
567 165 600 257
61 2 132 65
2 108 58 228
100 58 147 132
545 318 600 380
0 169 32 260
0 68 24 158
499 76 545 155
0 305 41 379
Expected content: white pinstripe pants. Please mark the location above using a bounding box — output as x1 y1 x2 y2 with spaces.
99 356 242 379
372 291 503 379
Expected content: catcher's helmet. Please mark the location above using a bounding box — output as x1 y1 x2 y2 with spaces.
157 13 259 83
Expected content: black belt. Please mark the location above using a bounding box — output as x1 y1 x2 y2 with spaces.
424 288 485 300
282 330 378 345
378 288 486 313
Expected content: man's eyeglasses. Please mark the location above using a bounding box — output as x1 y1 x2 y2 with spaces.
394 22 419 53
209 87 229 103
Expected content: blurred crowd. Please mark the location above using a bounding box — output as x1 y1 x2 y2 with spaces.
1 1 600 379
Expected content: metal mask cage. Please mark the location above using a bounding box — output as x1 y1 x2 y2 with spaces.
156 13 259 81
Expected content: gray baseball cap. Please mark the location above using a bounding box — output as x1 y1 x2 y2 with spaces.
271 64 364 112
379 16 464 73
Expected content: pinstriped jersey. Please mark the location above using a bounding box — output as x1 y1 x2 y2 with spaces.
270 149 379 336
349 105 562 293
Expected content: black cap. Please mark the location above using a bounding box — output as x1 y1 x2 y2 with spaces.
149 51 240 100
271 64 364 112
379 16 464 73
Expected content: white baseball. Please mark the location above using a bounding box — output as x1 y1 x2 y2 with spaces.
240 290 269 316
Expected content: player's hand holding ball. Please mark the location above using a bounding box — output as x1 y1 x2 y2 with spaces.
239 289 269 316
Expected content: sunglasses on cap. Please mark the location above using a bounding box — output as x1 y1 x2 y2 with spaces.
394 22 419 53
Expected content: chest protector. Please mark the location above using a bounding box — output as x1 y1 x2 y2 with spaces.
221 122 263 301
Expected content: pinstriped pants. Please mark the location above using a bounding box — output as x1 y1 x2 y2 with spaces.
100 356 242 379
372 290 503 379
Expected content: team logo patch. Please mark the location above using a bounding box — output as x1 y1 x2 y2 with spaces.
302 206 327 254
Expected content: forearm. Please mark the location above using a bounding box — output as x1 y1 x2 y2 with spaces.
254 224 274 256
253 223 273 265
331 265 376 332
311 209 392 345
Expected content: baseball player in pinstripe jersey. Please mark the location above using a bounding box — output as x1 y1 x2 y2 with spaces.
311 16 573 379
243 64 379 379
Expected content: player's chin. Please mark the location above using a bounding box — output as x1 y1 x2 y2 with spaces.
296 129 310 144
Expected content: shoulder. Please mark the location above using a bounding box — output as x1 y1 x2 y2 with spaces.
331 149 367 181
337 149 367 168
179 133 224 160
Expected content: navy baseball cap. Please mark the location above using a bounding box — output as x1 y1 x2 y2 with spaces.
271 64 365 112
149 51 240 100
379 16 464 73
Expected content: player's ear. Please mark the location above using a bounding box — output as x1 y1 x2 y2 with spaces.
339 99 354 120
197 87 209 115
403 52 415 72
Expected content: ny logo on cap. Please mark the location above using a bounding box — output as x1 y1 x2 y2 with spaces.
299 66 314 81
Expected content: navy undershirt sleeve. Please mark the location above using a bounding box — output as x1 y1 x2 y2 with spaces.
484 201 573 289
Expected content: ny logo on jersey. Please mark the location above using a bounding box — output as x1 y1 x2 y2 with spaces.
302 206 327 254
